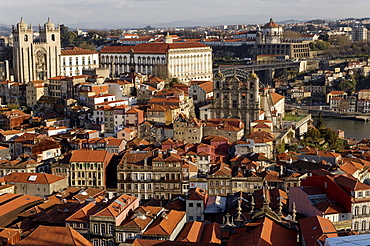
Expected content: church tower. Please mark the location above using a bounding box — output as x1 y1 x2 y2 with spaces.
211 69 261 134
261 18 283 44
13 18 61 83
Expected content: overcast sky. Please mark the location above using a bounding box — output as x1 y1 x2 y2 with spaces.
1 0 369 27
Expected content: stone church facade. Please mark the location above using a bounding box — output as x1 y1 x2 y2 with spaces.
209 69 260 134
12 18 61 83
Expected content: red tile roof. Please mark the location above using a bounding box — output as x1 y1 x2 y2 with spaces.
70 150 112 163
61 47 97 55
4 172 66 184
228 217 297 246
100 42 209 54
16 225 93 246
143 210 186 236
299 216 338 246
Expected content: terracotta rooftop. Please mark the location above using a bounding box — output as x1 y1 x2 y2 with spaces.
143 210 186 236
16 225 93 246
176 221 204 242
100 42 210 54
70 149 112 163
4 172 66 184
228 217 297 246
61 47 97 55
271 92 285 104
120 206 163 230
299 216 338 246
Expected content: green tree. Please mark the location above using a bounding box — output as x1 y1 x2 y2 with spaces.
165 78 180 88
315 112 325 129
277 140 286 154
328 35 350 45
7 104 20 110
319 33 329 42
78 42 96 51
338 79 355 94
60 24 77 48
304 128 321 142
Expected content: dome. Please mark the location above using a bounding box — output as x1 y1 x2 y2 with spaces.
215 67 224 78
17 17 28 29
264 18 280 28
44 17 55 29
249 71 258 80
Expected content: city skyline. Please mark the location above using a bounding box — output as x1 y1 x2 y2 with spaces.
1 0 370 28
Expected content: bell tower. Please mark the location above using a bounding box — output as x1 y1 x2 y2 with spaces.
12 17 34 83
12 17 61 83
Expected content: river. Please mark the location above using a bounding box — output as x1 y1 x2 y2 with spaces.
314 117 370 140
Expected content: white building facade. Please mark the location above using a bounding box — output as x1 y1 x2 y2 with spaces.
99 35 212 85
61 47 99 76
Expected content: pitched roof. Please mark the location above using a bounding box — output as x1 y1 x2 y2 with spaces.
100 42 210 54
61 47 98 55
187 187 208 201
176 221 204 242
70 150 112 163
334 175 370 191
143 210 186 236
93 194 137 218
4 172 66 184
228 217 297 246
16 225 93 246
121 206 163 229
271 92 285 104
299 216 338 246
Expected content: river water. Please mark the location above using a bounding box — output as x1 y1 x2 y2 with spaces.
314 117 370 140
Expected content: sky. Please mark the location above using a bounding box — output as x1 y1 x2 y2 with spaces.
1 0 370 28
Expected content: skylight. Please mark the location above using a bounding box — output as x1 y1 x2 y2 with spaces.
28 175 37 181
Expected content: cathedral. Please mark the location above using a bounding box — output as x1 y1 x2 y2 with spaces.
12 18 61 83
209 69 261 134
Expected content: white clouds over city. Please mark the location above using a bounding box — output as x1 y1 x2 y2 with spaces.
0 0 369 27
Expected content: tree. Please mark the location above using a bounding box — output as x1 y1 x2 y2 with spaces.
165 78 180 88
328 35 350 45
277 140 286 154
319 33 329 42
283 30 301 38
304 128 321 142
338 79 355 94
315 112 325 129
60 24 77 48
315 40 330 50
78 42 96 51
7 103 20 110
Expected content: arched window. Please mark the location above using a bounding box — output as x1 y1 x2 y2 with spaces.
363 205 367 215
51 34 55 41
216 81 220 89
24 35 28 42
355 206 359 216
362 221 367 231
354 221 359 231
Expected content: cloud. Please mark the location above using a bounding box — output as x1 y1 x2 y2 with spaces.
1 0 370 27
